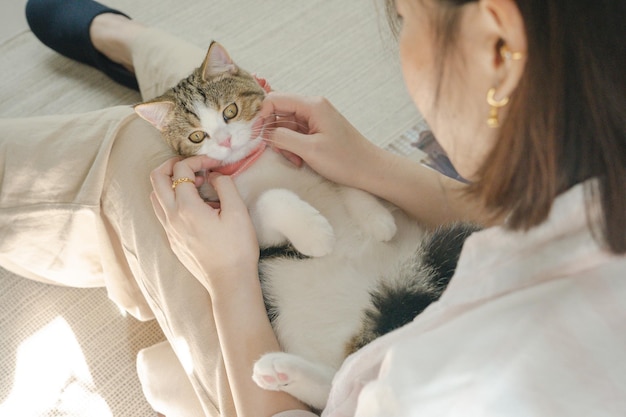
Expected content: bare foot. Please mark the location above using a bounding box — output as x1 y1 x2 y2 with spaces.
89 13 145 73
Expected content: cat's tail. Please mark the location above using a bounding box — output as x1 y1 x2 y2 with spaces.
345 222 481 355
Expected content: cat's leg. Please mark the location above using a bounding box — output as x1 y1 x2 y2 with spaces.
253 189 335 257
253 352 335 411
341 187 397 241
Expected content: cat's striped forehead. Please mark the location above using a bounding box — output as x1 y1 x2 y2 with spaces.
172 70 264 121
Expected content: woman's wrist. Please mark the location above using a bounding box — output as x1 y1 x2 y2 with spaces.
202 263 261 302
349 146 491 228
347 143 409 201
339 134 391 191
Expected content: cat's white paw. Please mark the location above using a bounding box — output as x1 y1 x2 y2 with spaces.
254 189 335 257
362 210 397 242
290 213 335 257
341 187 398 242
252 353 299 391
252 352 334 410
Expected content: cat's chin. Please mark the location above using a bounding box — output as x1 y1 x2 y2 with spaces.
221 138 264 164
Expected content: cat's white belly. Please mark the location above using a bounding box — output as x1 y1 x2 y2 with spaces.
260 205 424 368
236 151 425 368
262 255 375 367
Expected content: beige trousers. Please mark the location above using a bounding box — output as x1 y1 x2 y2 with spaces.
0 28 232 417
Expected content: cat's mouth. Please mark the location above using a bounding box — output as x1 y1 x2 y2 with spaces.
212 141 267 176
215 131 265 164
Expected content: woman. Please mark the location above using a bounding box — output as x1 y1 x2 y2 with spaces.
150 0 626 415
5 0 625 416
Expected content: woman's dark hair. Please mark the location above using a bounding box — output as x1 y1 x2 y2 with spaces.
387 0 626 254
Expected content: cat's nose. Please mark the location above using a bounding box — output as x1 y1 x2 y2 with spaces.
220 136 232 148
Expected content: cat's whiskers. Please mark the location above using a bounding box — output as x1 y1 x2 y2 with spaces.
249 121 307 142
258 119 309 133
254 121 310 151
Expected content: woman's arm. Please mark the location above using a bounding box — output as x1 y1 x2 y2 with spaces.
259 93 493 228
150 156 312 417
212 272 316 416
212 266 312 417
356 146 492 227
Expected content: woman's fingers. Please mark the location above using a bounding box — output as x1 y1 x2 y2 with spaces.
259 92 326 134
151 156 220 203
267 127 312 160
277 148 303 167
150 157 181 212
257 92 312 120
260 93 341 158
170 159 207 208
207 173 246 213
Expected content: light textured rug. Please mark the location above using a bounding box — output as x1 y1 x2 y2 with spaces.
0 268 166 416
0 0 424 416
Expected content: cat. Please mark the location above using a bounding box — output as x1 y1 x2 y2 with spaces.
134 41 479 411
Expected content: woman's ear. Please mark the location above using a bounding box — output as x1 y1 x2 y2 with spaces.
480 0 527 101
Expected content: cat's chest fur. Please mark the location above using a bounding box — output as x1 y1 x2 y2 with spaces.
232 150 325 206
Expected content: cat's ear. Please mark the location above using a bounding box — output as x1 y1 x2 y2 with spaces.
201 41 237 80
134 101 175 131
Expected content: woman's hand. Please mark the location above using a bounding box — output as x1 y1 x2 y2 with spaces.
151 155 311 417
150 155 260 298
258 92 491 228
258 92 382 189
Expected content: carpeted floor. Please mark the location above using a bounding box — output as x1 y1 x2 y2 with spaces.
0 1 424 416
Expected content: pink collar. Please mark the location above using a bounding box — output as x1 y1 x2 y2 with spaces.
212 142 267 177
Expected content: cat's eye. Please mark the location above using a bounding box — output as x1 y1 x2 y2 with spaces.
188 130 207 143
223 103 238 121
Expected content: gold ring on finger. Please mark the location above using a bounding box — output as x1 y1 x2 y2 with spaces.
171 177 195 190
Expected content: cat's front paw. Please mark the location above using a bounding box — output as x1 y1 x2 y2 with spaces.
290 213 335 257
363 210 397 242
254 189 335 258
341 187 397 242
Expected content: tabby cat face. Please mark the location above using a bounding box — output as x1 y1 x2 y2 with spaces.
134 42 266 163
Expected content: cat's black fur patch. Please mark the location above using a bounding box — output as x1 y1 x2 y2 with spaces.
259 244 309 324
347 222 481 353
366 281 438 339
259 244 309 261
420 222 482 291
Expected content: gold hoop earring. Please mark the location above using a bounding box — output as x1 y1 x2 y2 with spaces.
486 88 509 128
